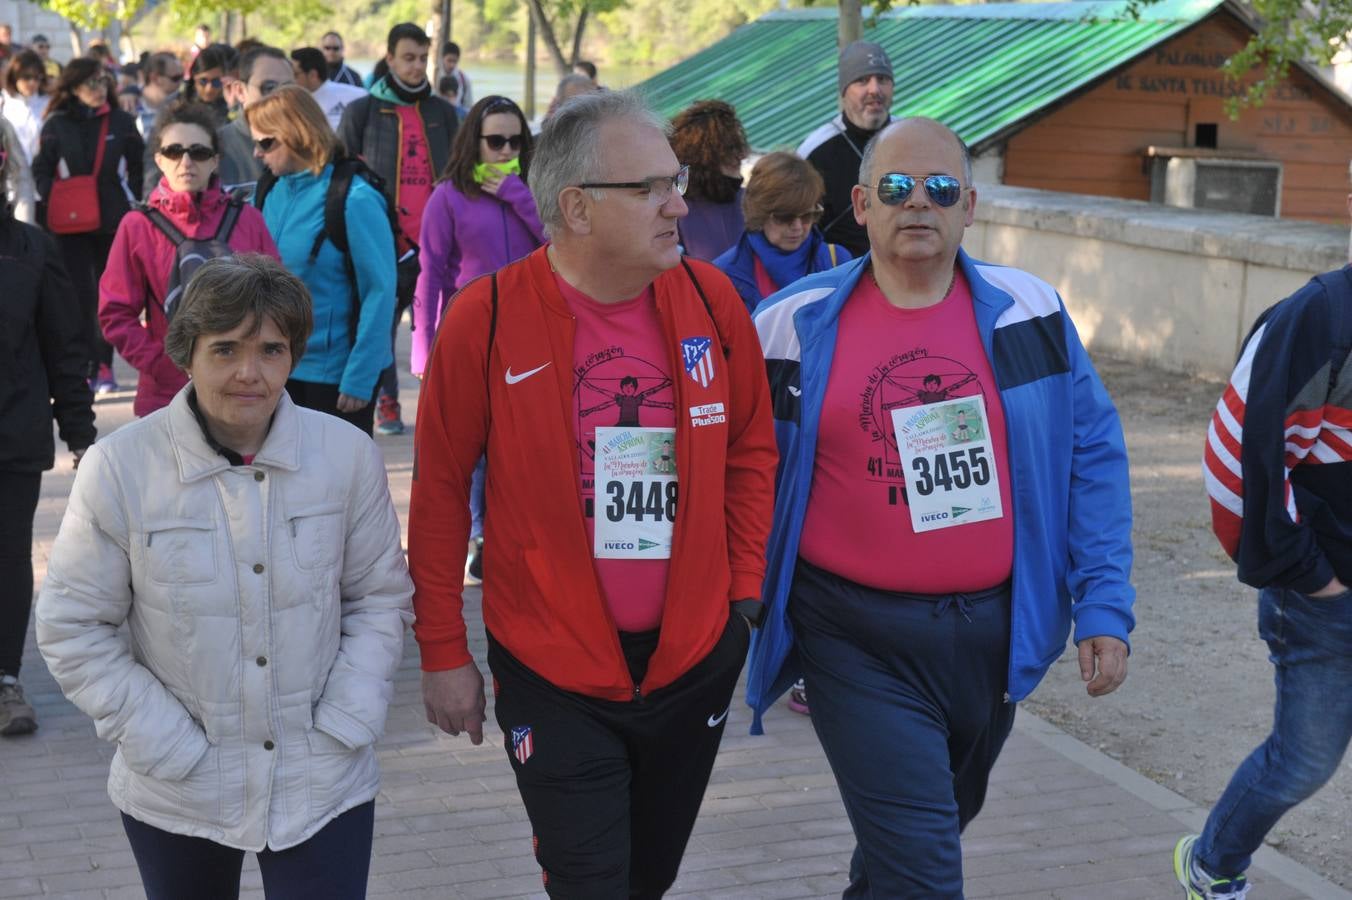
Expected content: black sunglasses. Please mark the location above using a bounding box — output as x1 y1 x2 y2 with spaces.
481 134 523 151
195 76 223 89
871 173 966 208
254 136 279 153
159 143 216 162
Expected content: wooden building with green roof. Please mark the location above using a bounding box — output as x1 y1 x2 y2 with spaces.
639 0 1352 223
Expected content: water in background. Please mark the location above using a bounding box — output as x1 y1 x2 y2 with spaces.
348 59 655 115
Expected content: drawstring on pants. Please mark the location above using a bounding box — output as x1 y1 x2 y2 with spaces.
934 593 974 623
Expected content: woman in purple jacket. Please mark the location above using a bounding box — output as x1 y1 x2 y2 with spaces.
411 95 543 379
412 95 542 583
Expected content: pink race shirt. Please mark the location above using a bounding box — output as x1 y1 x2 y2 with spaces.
394 106 434 249
799 269 1014 594
555 273 674 632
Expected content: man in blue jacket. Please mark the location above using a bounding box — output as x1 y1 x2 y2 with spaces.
748 117 1135 898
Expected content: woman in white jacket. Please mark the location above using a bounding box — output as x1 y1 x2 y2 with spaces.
36 254 413 900
0 50 46 223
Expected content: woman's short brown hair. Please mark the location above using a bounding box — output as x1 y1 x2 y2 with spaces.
669 100 749 205
742 152 826 232
243 84 339 176
164 254 313 371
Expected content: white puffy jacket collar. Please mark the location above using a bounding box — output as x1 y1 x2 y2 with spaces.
165 386 303 481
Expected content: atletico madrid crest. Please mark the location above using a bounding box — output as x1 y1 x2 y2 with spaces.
511 725 534 764
682 337 715 388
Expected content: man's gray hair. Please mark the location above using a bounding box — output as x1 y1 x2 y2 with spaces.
858 117 974 189
164 255 313 371
529 90 669 237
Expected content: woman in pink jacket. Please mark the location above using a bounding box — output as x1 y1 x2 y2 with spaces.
411 95 544 379
99 102 279 417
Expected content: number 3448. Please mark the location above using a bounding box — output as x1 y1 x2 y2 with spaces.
604 481 679 522
910 447 991 496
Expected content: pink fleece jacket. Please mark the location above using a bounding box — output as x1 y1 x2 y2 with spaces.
99 178 279 416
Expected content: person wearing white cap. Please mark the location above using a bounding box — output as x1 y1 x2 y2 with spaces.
797 40 895 258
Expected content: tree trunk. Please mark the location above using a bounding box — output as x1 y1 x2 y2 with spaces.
525 9 537 119
838 0 862 49
436 0 451 78
525 0 570 75
569 7 588 67
66 21 83 57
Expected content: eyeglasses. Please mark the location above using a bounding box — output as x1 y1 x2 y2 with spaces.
255 79 282 97
770 206 823 227
578 165 689 204
159 143 216 162
869 173 966 208
481 133 523 151
195 76 223 89
79 77 108 91
321 45 342 52
254 136 279 153
162 72 184 83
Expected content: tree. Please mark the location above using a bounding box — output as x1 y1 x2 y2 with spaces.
36 0 147 53
524 0 626 75
162 0 335 46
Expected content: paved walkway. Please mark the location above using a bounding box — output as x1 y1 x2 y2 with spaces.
3 354 1348 900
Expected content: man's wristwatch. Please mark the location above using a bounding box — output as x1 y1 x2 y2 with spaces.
731 598 764 629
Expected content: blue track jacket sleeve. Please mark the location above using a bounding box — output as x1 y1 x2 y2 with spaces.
1063 308 1135 646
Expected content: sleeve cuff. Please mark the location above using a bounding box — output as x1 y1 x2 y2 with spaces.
417 639 473 673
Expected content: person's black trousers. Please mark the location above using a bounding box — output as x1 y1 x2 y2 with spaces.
54 232 115 376
488 612 750 898
0 472 42 676
286 379 376 435
121 801 375 899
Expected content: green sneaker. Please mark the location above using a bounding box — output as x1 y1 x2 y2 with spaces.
1174 835 1249 899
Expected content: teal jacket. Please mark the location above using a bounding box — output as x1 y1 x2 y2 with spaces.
260 163 395 398
747 249 1135 733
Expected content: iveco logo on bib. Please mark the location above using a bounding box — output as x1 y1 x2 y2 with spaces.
603 541 636 551
920 511 950 523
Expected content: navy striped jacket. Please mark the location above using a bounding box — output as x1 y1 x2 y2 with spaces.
746 249 1136 733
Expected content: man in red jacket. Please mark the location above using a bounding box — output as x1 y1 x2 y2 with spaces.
409 90 777 898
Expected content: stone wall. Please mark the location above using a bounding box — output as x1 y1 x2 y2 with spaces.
965 185 1348 379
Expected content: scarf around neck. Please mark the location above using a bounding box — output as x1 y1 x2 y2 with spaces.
748 230 822 292
374 72 431 106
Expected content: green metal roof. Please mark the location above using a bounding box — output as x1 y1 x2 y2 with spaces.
637 0 1227 151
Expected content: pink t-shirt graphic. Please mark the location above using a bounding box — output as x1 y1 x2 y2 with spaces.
555 273 675 632
799 269 1015 594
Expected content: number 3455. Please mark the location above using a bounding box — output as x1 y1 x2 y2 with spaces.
911 447 990 496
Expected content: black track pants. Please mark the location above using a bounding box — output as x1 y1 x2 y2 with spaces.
487 613 750 899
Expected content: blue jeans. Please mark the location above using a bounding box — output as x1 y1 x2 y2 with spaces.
1198 586 1352 877
121 801 375 899
789 560 1016 899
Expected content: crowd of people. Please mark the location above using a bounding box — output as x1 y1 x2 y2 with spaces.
0 20 1348 900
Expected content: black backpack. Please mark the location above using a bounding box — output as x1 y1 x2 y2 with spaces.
140 199 244 321
253 153 421 336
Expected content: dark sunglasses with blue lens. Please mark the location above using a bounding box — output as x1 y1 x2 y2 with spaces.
873 173 965 208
